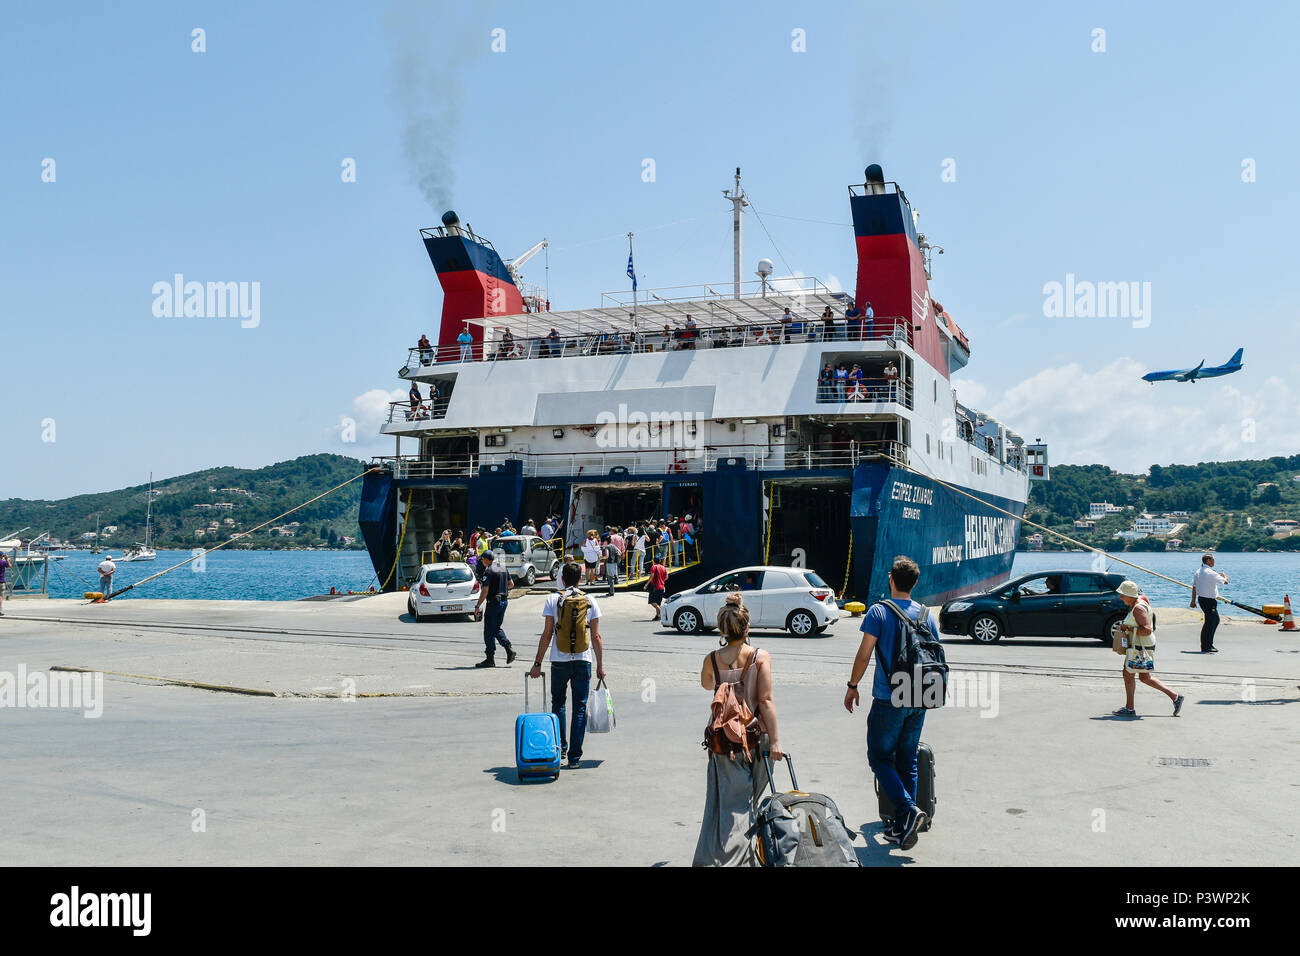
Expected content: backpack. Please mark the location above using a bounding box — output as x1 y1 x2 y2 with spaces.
878 600 949 709
554 589 591 655
702 647 762 761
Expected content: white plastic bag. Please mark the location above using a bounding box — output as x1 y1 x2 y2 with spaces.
587 678 615 734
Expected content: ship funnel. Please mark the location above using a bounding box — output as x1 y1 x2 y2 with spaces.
864 164 886 195
441 209 463 235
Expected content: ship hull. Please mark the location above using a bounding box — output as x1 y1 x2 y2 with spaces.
360 459 1023 606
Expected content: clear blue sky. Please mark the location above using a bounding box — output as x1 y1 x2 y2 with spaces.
4 0 1298 500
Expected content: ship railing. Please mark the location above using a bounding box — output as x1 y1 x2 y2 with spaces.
400 317 913 371
375 440 909 481
374 456 479 479
385 398 451 425
813 378 913 410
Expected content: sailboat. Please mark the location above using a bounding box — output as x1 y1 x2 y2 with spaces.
120 475 158 562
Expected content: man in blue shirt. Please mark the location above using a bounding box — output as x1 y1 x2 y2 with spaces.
843 555 940 850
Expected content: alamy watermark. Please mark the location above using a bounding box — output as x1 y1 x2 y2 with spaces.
152 274 260 328
1 666 103 718
595 404 705 457
1042 274 1151 328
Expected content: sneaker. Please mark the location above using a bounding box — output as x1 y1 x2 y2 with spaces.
473 657 496 669
505 647 518 665
561 747 568 760
1173 694 1185 717
881 821 902 844
1207 648 1219 654
897 805 927 851
566 757 581 769
1112 706 1137 717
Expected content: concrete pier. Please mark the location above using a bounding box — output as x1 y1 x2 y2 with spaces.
1 595 1296 865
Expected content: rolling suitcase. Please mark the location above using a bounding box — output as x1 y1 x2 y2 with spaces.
515 673 561 782
749 752 859 867
875 741 935 831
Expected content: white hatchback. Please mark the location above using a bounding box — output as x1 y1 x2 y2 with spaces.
661 566 840 637
408 562 480 622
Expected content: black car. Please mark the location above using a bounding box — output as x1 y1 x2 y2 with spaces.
938 571 1132 644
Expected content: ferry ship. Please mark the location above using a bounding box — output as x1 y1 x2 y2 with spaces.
359 165 1048 605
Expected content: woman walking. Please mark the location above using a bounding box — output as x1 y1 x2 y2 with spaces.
693 594 783 866
1113 580 1184 718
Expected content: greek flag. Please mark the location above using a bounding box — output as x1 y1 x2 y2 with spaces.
626 251 637 291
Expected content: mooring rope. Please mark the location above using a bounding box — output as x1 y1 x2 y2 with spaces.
96 468 381 601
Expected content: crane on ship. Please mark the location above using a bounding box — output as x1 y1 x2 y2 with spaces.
506 238 550 312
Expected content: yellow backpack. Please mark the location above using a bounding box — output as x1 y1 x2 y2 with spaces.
555 590 591 654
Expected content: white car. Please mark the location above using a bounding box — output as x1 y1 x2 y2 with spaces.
408 562 480 622
661 566 839 637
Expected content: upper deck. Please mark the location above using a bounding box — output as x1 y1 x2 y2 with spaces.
403 278 919 368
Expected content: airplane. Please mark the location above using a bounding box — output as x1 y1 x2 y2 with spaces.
1142 348 1244 384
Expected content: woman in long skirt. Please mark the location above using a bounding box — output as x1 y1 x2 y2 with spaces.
693 593 783 866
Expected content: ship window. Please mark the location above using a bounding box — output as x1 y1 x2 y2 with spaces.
926 435 931 454
933 381 938 402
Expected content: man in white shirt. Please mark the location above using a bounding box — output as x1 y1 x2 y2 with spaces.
97 555 117 601
529 562 607 768
1191 554 1228 653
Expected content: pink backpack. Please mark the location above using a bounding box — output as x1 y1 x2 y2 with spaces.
702 647 762 760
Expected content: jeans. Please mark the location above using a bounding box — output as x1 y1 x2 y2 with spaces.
631 550 644 578
606 562 619 595
482 598 511 657
551 660 592 760
99 575 113 596
1198 596 1220 650
866 698 926 817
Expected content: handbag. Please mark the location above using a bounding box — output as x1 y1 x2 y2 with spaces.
587 679 615 734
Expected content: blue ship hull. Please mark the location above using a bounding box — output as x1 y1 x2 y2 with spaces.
360 460 1023 606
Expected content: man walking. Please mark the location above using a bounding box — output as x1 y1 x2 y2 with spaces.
97 554 117 602
1191 554 1228 653
843 556 938 851
0 550 10 616
473 551 516 668
646 555 669 621
528 562 606 769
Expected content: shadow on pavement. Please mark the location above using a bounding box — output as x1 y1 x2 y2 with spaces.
854 823 908 866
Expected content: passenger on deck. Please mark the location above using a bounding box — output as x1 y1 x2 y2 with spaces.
820 306 835 342
834 363 849 402
407 382 421 419
417 334 433 365
845 302 862 341
883 360 900 401
496 329 516 360
545 327 561 358
818 363 834 402
863 301 875 340
457 328 473 362
780 306 794 343
682 315 698 350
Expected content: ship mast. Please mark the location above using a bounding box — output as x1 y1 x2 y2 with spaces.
722 167 747 299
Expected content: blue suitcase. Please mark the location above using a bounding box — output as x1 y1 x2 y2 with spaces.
516 673 561 782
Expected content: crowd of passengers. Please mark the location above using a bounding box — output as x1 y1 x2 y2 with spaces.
412 300 913 364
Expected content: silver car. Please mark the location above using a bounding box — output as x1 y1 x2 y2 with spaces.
488 534 561 586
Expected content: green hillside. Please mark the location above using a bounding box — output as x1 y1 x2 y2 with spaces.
2 454 370 551
1026 455 1300 552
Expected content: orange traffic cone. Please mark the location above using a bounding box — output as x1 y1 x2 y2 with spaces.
1279 595 1297 632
